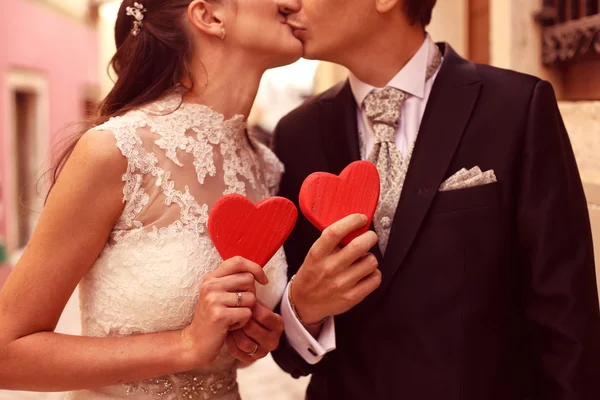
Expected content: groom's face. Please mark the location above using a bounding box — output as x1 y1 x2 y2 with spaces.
285 0 381 62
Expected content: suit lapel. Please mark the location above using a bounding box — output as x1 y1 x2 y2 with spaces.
320 82 384 263
376 44 483 294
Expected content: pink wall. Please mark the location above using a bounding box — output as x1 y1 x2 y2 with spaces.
0 0 99 245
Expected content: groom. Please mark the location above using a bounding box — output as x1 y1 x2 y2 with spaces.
263 0 600 399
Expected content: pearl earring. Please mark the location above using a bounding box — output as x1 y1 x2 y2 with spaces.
221 27 226 40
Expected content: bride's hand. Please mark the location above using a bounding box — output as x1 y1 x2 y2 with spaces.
182 257 269 368
225 301 284 365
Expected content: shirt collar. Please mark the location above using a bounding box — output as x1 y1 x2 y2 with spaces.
349 34 437 106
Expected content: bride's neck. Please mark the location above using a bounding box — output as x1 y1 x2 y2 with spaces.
184 53 264 120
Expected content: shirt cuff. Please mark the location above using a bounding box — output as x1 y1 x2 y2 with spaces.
281 282 336 365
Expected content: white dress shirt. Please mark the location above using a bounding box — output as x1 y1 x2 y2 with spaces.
351 34 442 159
281 34 442 365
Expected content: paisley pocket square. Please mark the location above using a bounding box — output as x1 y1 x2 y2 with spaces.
440 167 497 191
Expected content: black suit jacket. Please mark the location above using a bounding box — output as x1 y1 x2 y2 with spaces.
271 43 600 400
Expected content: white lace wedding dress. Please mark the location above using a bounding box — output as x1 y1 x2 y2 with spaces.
64 94 288 400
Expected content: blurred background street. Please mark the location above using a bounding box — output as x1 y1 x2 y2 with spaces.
0 0 599 398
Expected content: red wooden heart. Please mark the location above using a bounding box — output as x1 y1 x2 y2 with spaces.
299 161 380 246
208 195 298 267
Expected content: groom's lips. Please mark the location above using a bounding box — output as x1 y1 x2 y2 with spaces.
287 22 306 34
290 27 306 39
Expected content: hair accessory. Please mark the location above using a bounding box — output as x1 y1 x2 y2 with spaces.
126 2 147 37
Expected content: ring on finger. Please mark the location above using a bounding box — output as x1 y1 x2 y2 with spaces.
235 292 242 308
245 343 258 357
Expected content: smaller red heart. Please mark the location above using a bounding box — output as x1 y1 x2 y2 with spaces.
208 195 298 267
299 161 380 246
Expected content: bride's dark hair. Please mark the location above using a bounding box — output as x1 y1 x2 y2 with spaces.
46 0 194 199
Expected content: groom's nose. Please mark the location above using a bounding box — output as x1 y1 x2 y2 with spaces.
277 0 301 16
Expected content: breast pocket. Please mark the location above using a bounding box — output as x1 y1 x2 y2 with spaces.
425 181 507 300
430 182 500 215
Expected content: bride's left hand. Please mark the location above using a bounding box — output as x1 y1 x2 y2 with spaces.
225 301 284 364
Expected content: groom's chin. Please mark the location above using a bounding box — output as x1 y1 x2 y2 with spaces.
294 41 312 60
291 35 318 60
301 50 333 63
299 45 319 61
298 42 337 63
302 51 315 60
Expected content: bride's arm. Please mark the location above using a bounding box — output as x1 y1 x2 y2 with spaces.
0 130 261 392
0 131 196 391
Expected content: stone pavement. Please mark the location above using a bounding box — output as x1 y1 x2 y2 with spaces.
0 288 309 400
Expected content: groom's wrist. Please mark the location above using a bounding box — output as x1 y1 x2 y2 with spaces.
289 275 328 327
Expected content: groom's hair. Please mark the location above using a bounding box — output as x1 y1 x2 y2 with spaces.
404 0 437 27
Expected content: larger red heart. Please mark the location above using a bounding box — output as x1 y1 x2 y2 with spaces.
208 195 298 267
299 161 380 246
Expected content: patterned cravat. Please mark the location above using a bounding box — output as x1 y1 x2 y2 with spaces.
364 48 442 253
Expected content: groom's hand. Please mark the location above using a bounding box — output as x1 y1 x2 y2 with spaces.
292 214 381 325
226 301 284 364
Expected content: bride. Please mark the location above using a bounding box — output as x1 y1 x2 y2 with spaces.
0 0 304 398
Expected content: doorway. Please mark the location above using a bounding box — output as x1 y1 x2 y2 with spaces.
5 70 49 255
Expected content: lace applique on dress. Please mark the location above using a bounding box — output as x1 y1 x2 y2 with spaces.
68 94 288 400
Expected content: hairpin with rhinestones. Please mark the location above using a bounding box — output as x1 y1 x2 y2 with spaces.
125 2 147 37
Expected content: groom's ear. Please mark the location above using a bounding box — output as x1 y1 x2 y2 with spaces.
187 0 226 40
375 0 402 13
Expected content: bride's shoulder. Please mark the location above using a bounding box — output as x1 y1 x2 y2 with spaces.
90 106 162 152
92 108 149 136
84 109 160 176
69 129 129 183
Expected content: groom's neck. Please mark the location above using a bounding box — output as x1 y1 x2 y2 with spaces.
342 25 427 88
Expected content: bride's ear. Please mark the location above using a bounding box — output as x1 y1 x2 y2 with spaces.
187 0 226 39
